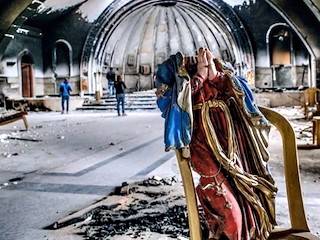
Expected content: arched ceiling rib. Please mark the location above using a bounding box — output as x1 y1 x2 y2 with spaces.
1 0 319 84
180 6 211 50
303 0 320 21
167 7 181 54
154 8 169 59
107 7 154 67
106 6 150 65
137 7 160 66
120 7 155 65
171 7 196 55
186 5 235 59
175 7 206 50
1 0 319 61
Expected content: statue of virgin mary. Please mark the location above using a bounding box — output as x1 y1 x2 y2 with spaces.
156 48 277 240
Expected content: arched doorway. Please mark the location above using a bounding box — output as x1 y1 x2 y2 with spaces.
21 53 34 98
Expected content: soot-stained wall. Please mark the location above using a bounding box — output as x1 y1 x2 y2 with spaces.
234 0 311 88
0 29 44 98
41 10 92 94
0 5 93 97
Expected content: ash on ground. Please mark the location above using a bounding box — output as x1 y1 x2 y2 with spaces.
76 176 208 240
272 107 312 144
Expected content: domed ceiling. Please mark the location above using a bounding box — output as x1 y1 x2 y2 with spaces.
105 4 234 71
81 0 254 91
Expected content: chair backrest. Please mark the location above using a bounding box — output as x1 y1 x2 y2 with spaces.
259 107 309 232
175 107 310 240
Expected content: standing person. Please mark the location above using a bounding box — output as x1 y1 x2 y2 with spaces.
114 75 127 116
106 67 115 95
59 78 72 114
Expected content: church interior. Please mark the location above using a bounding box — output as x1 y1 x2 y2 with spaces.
0 1 319 240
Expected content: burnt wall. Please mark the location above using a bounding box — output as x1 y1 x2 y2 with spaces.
0 6 93 97
234 0 284 67
234 0 310 88
0 31 44 97
41 11 91 77
36 9 92 94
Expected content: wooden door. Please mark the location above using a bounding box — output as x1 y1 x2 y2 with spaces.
22 63 33 98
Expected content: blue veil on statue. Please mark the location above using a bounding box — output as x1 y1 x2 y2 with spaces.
155 52 267 152
155 52 193 151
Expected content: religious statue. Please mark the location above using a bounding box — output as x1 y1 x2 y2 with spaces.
156 48 277 240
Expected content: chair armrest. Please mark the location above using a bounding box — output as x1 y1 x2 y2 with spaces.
259 106 309 232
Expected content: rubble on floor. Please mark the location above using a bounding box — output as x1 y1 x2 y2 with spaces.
0 110 318 239
271 106 313 145
0 116 76 159
68 174 320 239
74 176 208 240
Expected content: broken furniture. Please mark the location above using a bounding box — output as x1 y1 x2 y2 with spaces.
0 92 7 109
298 116 320 150
312 116 320 146
0 101 28 130
303 87 320 119
175 106 319 240
0 110 28 130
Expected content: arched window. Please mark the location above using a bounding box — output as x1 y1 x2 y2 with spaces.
52 40 72 78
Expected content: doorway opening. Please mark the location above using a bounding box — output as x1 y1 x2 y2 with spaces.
21 54 34 98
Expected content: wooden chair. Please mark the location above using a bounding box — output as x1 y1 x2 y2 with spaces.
304 87 320 119
175 106 319 240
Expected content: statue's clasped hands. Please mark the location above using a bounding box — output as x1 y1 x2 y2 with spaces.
196 48 218 82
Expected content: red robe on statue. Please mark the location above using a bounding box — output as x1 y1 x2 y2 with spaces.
189 69 277 240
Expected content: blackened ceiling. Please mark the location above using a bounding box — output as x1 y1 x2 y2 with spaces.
0 0 33 34
0 0 320 59
24 2 86 29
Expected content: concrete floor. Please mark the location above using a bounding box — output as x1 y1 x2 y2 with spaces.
0 110 319 240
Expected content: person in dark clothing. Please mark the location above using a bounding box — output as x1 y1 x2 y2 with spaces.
114 75 126 116
106 67 116 95
59 78 72 114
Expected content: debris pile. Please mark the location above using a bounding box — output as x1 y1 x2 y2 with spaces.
271 106 313 144
84 204 189 239
76 177 208 240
